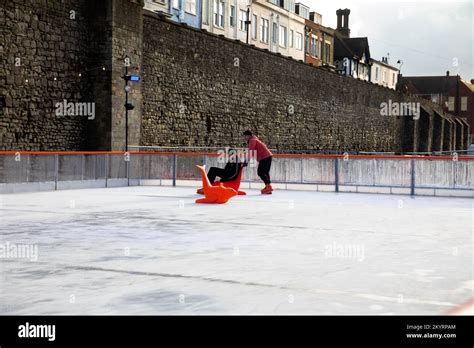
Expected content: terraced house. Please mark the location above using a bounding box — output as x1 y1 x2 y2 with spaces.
144 0 202 28
370 57 399 90
202 0 252 42
334 9 371 81
250 0 306 60
303 11 335 67
201 0 311 61
144 0 169 15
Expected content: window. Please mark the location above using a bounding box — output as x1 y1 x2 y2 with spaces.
296 32 303 50
261 18 269 43
289 29 294 48
299 6 309 19
324 42 330 62
461 96 468 111
239 10 247 31
184 0 196 14
252 14 257 40
213 0 224 27
288 0 295 12
202 0 209 23
392 72 396 85
448 97 455 111
279 25 287 47
272 22 278 44
305 35 310 54
383 71 387 83
230 5 235 27
375 67 379 81
311 36 318 56
173 0 179 9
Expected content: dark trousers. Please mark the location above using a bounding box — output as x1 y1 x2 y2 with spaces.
257 156 272 185
207 167 227 184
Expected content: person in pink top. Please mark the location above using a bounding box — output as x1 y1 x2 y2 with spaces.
243 130 273 194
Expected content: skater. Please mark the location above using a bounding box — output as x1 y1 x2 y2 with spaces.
243 130 273 194
196 149 244 195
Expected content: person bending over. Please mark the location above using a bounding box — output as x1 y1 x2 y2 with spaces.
243 130 273 194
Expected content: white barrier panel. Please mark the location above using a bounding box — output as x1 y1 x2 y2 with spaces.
0 154 472 197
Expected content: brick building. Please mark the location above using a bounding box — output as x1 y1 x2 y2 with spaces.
304 12 335 67
399 72 474 144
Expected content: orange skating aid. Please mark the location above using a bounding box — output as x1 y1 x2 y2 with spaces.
196 165 246 196
211 165 246 195
195 165 238 204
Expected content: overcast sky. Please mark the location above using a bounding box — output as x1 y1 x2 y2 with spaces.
304 0 473 80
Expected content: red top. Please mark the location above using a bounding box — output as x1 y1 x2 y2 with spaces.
248 136 273 162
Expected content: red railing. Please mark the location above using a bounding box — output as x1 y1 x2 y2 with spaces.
0 151 473 161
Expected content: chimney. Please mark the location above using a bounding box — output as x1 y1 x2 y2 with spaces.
446 71 450 77
336 9 351 38
471 79 474 84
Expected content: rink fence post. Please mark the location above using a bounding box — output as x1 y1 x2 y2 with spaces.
172 154 177 187
26 154 30 183
334 157 339 193
452 159 457 189
81 154 85 181
105 154 109 188
126 155 130 187
300 157 303 183
410 159 415 196
54 154 59 191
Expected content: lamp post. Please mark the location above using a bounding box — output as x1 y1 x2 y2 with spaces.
245 8 251 44
125 64 129 152
122 56 140 152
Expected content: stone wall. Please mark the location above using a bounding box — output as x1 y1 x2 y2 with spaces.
0 0 468 153
141 12 407 153
0 0 111 151
110 0 143 151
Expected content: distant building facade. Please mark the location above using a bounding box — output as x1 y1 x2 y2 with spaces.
304 12 334 67
248 0 306 61
202 0 309 61
333 9 371 81
202 0 251 42
144 0 170 14
145 0 203 28
399 72 474 142
370 57 399 89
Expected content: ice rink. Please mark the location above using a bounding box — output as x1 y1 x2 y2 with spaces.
0 186 472 315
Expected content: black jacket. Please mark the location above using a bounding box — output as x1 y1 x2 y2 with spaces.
221 161 245 182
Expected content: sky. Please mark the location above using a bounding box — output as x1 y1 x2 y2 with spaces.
304 0 474 80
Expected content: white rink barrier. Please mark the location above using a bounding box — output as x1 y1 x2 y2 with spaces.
0 152 473 197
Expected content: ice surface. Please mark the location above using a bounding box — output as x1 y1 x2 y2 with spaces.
0 186 472 314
